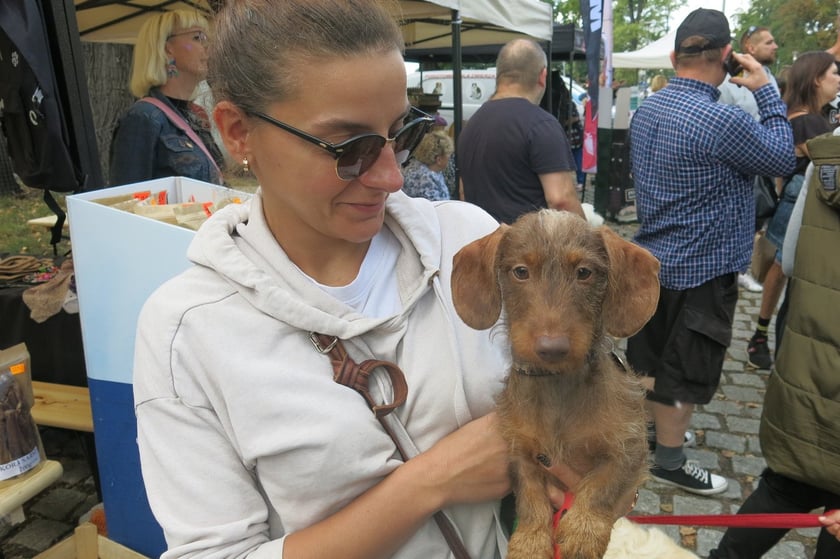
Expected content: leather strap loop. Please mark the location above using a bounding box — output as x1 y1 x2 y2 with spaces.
311 332 472 559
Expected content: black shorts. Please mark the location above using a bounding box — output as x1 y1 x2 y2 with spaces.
626 273 738 405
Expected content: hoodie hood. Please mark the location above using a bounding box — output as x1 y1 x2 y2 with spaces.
187 189 444 339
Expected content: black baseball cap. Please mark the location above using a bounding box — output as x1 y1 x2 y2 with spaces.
675 8 731 53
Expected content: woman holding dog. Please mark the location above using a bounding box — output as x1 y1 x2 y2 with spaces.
133 1 509 556
132 2 650 558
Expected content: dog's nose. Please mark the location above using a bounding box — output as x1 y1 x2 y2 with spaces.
535 335 570 363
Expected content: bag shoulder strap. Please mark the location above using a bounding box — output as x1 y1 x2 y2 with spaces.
139 96 222 179
310 332 472 559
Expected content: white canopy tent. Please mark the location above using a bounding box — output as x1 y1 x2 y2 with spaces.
73 0 553 138
74 0 553 46
612 31 675 69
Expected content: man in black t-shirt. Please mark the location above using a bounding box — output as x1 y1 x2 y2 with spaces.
457 39 583 224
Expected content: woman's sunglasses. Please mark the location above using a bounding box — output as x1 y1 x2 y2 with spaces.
250 107 434 180
168 29 209 46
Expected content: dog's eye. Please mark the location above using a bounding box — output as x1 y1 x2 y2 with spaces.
512 266 529 280
576 267 592 280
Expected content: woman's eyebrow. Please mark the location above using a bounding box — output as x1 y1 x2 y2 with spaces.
311 108 412 135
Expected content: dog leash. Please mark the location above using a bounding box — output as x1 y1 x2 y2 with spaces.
310 332 473 559
629 511 836 529
549 492 834 558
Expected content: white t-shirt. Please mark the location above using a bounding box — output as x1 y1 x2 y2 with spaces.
314 226 401 318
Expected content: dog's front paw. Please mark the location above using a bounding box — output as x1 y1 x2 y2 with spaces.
556 509 613 559
507 525 554 559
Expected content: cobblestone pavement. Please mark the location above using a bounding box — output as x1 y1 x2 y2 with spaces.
0 216 819 559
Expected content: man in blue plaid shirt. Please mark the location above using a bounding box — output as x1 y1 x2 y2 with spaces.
626 8 796 496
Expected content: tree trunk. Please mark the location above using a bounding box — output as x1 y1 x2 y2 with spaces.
82 42 134 184
0 133 22 196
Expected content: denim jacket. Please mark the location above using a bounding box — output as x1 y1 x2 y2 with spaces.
109 88 224 186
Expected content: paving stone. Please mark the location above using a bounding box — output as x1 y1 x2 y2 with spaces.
701 398 747 416
706 431 747 453
691 412 722 430
674 495 724 516
7 519 71 552
719 385 764 404
726 372 766 388
732 455 768 477
764 540 807 558
726 417 760 435
30 487 89 521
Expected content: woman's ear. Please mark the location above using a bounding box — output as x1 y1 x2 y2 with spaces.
213 100 251 161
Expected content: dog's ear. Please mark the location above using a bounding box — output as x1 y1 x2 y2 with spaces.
599 227 661 338
451 225 507 330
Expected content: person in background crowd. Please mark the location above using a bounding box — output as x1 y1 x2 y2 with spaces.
458 38 583 223
824 13 840 126
626 8 795 497
551 72 586 192
110 10 225 186
821 510 840 544
718 24 780 295
745 51 840 370
649 74 668 93
709 130 840 559
401 129 453 201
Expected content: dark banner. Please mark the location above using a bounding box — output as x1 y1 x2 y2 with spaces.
580 0 602 172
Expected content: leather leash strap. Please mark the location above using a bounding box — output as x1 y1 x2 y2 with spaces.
310 333 472 559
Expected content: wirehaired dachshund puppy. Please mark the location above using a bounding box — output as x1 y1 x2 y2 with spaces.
451 209 661 559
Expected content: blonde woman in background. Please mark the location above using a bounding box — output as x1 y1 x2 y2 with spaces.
650 74 668 93
401 129 454 200
110 10 225 186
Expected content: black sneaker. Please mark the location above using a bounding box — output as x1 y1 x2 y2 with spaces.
650 460 728 495
747 334 772 369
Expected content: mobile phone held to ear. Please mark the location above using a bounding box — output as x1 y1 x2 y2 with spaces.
725 53 744 78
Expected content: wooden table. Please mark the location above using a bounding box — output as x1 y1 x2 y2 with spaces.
0 460 64 524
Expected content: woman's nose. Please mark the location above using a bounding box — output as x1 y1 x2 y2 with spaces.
358 143 405 191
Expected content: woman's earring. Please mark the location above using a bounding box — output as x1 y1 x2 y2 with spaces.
166 58 179 78
242 157 250 174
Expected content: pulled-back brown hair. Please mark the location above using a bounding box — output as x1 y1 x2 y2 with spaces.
208 0 404 114
783 51 836 116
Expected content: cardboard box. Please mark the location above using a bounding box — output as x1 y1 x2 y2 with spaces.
66 177 252 557
35 523 150 559
67 177 250 386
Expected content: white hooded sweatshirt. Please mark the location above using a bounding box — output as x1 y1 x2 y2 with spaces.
133 190 510 559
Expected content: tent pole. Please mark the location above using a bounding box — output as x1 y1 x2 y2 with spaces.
451 9 463 196
451 9 463 139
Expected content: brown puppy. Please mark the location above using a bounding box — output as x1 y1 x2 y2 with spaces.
451 210 660 559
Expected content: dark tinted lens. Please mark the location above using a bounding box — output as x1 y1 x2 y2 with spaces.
336 135 386 180
393 119 431 164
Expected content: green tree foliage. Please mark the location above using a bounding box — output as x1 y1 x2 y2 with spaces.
541 0 677 51
735 0 840 72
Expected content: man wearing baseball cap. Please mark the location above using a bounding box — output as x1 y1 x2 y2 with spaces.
626 9 796 496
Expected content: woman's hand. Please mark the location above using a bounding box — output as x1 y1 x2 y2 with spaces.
542 461 639 519
819 509 840 540
416 412 512 509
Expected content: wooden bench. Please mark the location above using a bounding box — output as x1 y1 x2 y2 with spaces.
32 381 94 433
27 214 70 233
